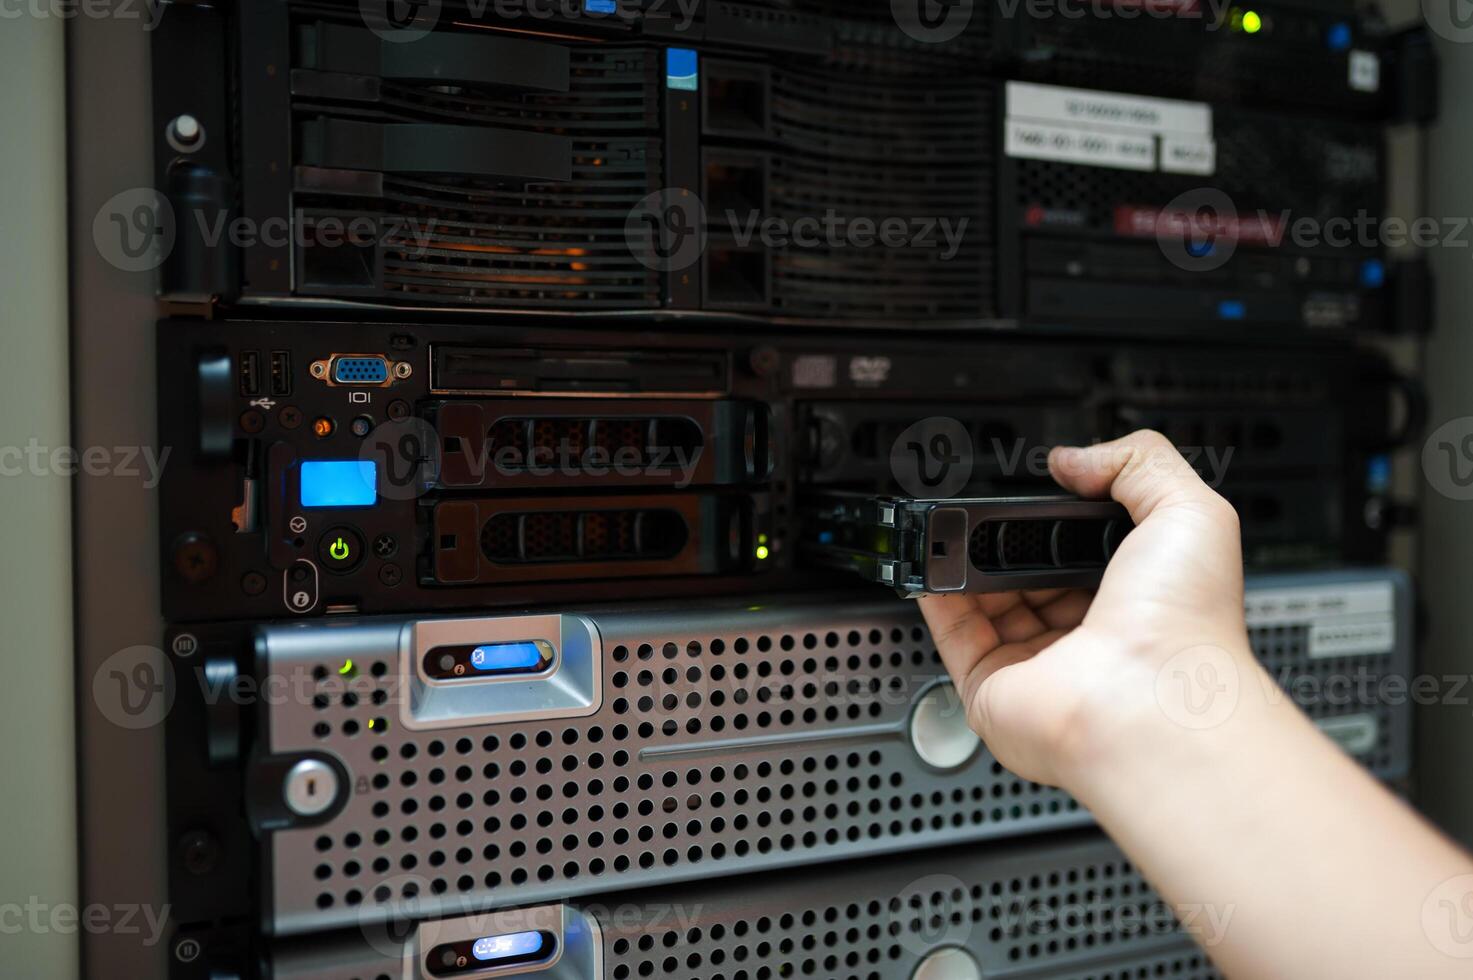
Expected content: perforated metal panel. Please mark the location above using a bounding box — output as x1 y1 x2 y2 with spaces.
1242 569 1412 780
259 596 1086 935
267 832 1219 980
254 569 1410 936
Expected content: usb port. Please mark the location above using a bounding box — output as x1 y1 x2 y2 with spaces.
269 351 292 396
239 350 261 396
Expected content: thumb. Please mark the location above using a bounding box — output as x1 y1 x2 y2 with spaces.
1047 429 1236 532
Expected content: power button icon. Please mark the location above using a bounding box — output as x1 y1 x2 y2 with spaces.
317 526 365 572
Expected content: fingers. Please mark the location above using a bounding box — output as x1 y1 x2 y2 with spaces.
1047 429 1236 530
920 589 1088 703
1030 589 1093 631
961 628 1071 737
918 593 1000 689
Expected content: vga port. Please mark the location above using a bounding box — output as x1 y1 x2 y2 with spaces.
333 357 388 384
309 355 411 386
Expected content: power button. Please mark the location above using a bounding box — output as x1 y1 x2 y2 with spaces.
317 526 365 573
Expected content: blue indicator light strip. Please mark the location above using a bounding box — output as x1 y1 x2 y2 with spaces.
470 642 548 672
1360 258 1385 288
472 931 547 962
1217 299 1247 321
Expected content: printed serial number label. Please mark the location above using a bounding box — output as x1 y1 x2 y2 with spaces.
1004 82 1215 175
1005 121 1156 171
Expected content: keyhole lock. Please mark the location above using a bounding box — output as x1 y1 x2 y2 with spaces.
284 758 340 817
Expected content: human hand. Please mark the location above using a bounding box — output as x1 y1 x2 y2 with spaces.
918 429 1258 789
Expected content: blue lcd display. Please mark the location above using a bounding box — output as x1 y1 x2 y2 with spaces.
299 460 377 508
666 48 698 91
470 642 547 672
472 931 547 963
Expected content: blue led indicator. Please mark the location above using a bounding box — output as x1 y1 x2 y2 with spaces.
1217 299 1247 320
584 0 617 12
469 642 547 673
299 460 377 508
1360 258 1385 288
472 931 547 963
666 48 698 91
818 530 835 545
1327 22 1352 52
1366 454 1391 493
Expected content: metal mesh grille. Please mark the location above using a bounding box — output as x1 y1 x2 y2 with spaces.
265 601 1084 934
1249 623 1399 775
762 71 995 317
479 510 688 563
262 572 1408 936
292 45 663 308
267 834 1219 980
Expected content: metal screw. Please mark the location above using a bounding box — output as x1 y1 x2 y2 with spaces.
178 830 219 876
173 534 218 584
